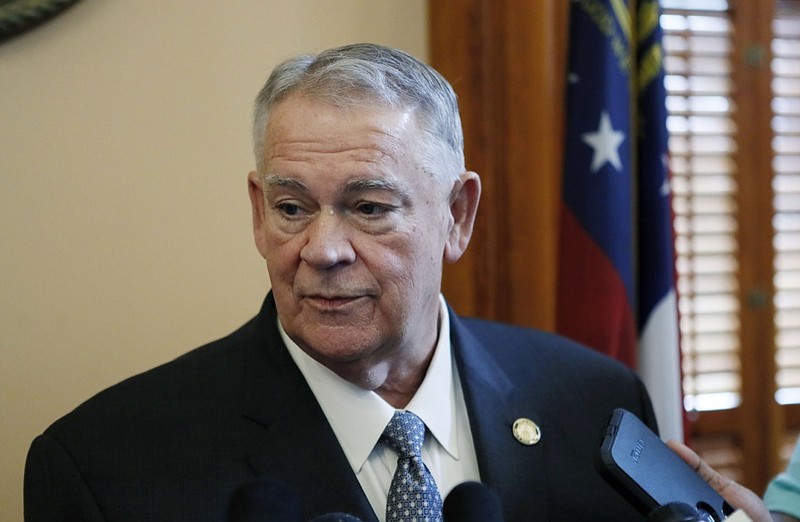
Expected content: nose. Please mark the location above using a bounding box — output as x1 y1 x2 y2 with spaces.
299 210 357 269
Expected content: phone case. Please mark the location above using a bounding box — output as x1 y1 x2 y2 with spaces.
596 408 733 520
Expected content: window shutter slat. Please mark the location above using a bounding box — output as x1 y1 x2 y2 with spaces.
663 5 742 412
773 3 800 405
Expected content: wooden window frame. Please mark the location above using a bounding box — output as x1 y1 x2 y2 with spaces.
431 0 793 491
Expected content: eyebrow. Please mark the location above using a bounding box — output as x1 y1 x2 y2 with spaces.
262 174 308 191
262 174 411 199
343 178 403 193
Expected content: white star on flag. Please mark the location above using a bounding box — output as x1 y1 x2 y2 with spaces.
660 153 672 196
661 178 671 197
582 111 626 173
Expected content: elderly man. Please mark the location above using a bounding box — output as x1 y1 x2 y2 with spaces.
25 44 657 521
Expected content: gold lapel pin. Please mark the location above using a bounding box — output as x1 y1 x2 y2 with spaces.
512 418 541 446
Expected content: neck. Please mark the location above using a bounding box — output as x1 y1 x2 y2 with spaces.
374 346 436 408
323 337 436 409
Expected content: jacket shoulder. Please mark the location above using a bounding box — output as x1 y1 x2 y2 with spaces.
453 314 657 430
42 315 261 445
458 315 633 374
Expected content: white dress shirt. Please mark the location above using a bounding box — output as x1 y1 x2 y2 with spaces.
280 294 481 520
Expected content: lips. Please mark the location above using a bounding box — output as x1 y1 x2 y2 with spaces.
302 294 368 312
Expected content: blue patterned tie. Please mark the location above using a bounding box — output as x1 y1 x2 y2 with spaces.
381 411 443 522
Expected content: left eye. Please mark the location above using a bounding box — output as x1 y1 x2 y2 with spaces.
356 203 387 216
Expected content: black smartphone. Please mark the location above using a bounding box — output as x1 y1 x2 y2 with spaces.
596 408 734 521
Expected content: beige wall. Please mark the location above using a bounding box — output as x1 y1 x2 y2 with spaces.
0 2 428 519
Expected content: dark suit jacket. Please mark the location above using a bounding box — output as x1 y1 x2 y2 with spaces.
25 293 656 521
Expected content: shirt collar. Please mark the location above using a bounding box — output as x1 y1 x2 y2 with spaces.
405 295 458 460
279 295 459 473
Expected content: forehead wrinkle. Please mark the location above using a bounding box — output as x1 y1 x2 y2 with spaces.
265 112 412 159
266 141 398 165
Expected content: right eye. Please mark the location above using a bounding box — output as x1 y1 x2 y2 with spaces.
276 202 304 217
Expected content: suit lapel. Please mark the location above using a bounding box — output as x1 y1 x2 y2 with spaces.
234 296 549 520
449 309 550 521
237 295 377 521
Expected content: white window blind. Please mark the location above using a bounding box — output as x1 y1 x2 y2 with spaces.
773 2 800 405
662 4 742 412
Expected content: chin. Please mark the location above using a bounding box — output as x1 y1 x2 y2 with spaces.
297 326 383 363
307 341 377 365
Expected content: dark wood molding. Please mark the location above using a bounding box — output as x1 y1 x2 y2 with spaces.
430 1 568 330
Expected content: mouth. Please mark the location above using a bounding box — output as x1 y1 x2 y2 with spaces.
302 294 368 312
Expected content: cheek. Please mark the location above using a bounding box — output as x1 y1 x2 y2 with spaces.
407 216 449 263
263 231 302 282
366 233 442 290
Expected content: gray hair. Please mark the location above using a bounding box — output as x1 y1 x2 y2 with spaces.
252 43 465 183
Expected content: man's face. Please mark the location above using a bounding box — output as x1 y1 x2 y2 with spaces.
248 95 474 384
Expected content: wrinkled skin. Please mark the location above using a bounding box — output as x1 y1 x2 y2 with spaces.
248 95 480 408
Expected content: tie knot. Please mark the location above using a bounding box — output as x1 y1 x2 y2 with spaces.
381 411 426 458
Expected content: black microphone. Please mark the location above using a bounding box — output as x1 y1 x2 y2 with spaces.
442 481 505 522
227 476 303 522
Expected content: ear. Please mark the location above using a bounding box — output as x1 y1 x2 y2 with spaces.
247 171 269 259
444 171 481 263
